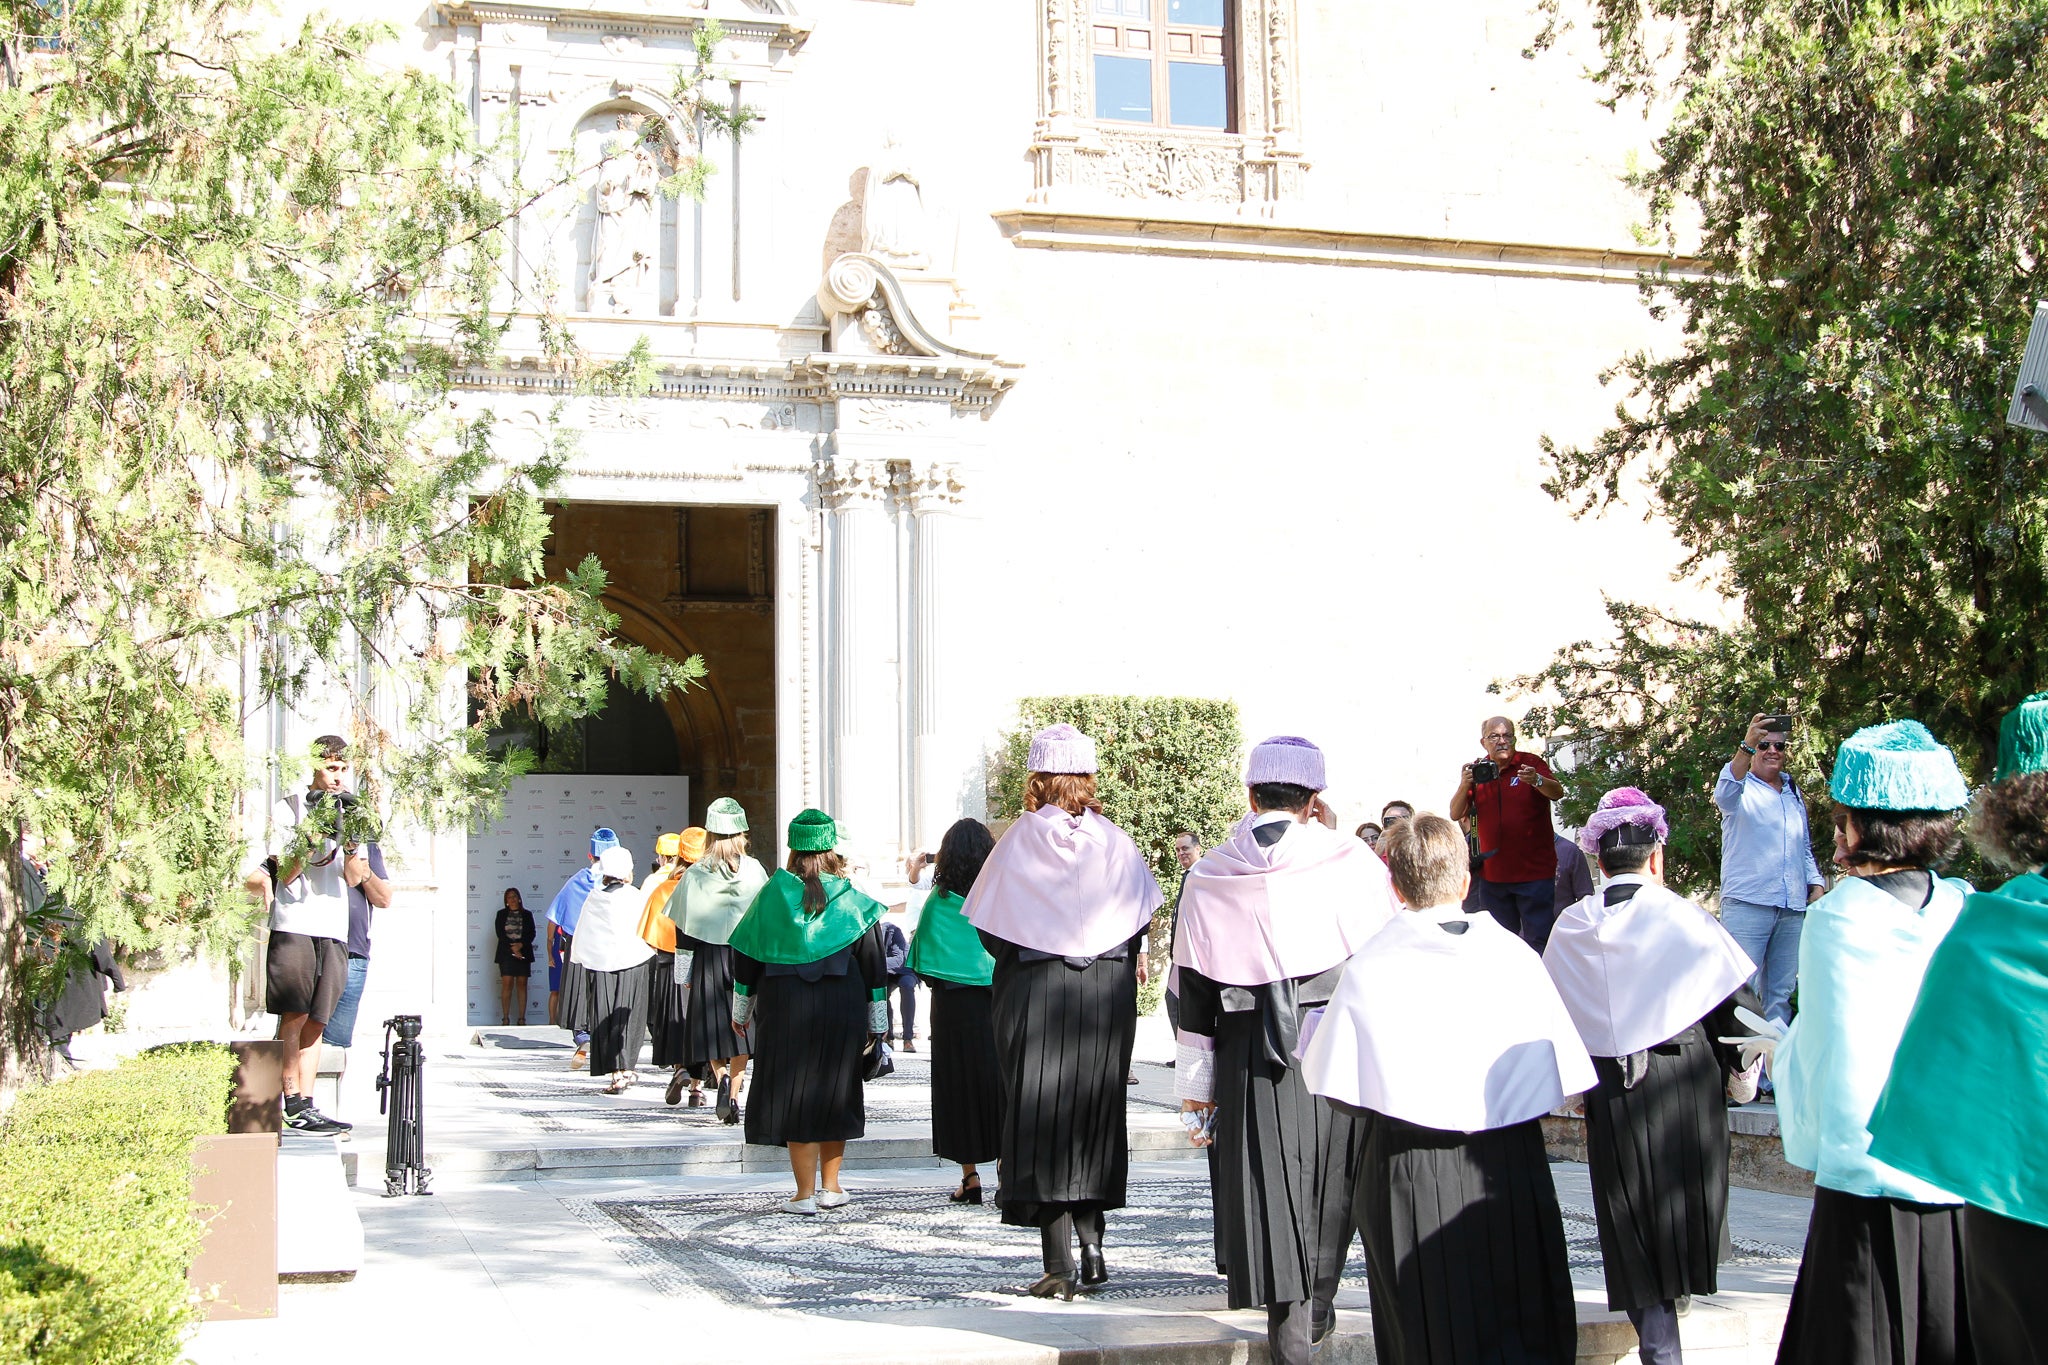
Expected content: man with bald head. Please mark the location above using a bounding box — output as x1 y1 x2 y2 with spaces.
1449 716 1565 949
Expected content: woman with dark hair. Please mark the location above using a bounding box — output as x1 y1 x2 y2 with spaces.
964 724 1163 1298
1769 720 1976 1365
907 817 1000 1203
728 808 889 1216
667 800 768 1117
494 887 536 1025
1870 693 2048 1360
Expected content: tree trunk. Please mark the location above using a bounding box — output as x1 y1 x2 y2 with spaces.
0 829 49 1109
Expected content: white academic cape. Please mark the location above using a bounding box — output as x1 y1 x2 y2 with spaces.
1299 903 1596 1132
1542 875 1755 1058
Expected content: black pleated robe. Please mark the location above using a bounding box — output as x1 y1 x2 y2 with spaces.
734 923 887 1147
646 950 688 1068
1179 964 1363 1312
680 935 745 1068
926 982 1002 1165
1345 1108 1580 1365
1582 1003 1741 1311
584 958 652 1074
1777 1188 1975 1365
980 928 1140 1228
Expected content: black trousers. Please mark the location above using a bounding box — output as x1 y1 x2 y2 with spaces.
1628 1301 1682 1365
1039 1205 1105 1273
888 978 917 1040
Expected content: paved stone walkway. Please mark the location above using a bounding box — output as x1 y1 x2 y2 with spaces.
186 1018 1813 1363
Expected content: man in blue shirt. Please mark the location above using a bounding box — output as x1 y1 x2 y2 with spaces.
1714 714 1825 1050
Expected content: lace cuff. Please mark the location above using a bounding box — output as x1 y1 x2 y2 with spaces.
1173 1033 1217 1103
868 999 890 1035
731 992 753 1028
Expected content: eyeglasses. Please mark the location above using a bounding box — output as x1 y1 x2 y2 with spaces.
1756 740 1788 752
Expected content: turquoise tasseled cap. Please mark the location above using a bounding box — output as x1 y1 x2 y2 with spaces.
1830 720 1970 811
1995 693 2048 782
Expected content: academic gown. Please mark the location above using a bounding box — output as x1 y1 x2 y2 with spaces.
670 855 770 1071
1171 812 1396 1314
1301 904 1596 1365
730 871 889 1147
1772 869 1974 1365
908 887 1001 1166
962 804 1162 1231
1544 876 1757 1312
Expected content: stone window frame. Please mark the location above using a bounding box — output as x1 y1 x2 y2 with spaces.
1029 0 1306 217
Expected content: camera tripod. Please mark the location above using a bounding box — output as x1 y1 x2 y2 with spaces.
375 1014 433 1197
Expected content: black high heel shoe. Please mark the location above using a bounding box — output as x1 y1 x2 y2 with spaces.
1025 1272 1077 1300
949 1175 983 1205
1079 1245 1107 1287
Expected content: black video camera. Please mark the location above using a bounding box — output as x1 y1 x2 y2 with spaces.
306 789 379 848
1471 759 1501 783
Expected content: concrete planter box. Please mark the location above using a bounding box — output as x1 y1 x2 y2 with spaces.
188 1040 285 1320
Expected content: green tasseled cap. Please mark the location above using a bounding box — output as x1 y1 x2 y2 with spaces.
1830 720 1970 811
1995 693 2048 782
704 797 749 836
787 808 838 852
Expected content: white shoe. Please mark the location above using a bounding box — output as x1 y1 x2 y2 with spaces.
815 1190 851 1210
779 1197 819 1216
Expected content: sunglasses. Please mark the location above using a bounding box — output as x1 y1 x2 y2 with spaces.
1756 740 1788 752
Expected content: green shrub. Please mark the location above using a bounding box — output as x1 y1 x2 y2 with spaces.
991 696 1245 1014
0 1043 235 1364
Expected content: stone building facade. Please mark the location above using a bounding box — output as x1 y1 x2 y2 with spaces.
189 0 1710 1035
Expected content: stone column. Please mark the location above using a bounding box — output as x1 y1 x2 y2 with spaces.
903 461 965 851
820 456 901 861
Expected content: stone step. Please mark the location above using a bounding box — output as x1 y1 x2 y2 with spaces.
276 1137 363 1281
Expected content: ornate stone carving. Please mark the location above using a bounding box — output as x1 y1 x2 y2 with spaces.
860 134 929 270
587 118 662 315
1028 0 1306 215
817 457 894 511
845 398 937 433
586 397 657 429
896 460 964 513
856 299 912 356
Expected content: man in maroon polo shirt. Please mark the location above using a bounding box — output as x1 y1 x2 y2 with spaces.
1448 716 1565 949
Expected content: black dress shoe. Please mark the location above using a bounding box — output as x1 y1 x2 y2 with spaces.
1025 1272 1076 1300
1079 1245 1107 1286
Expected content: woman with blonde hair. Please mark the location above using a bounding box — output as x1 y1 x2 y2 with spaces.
964 724 1162 1298
667 799 768 1118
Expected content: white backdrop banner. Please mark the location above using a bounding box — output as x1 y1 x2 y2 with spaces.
466 775 688 1026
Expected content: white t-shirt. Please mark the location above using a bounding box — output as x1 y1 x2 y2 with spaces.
270 794 350 942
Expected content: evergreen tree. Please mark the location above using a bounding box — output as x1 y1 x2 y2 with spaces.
0 0 733 1087
1516 0 2048 890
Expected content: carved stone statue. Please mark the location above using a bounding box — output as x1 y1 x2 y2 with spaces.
588 117 661 314
860 133 929 271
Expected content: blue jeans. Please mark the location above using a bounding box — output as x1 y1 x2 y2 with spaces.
322 955 372 1049
1476 877 1557 951
1719 897 1804 1026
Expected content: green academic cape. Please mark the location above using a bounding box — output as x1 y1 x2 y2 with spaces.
728 869 885 973
668 856 770 946
905 889 995 986
1868 870 2048 1228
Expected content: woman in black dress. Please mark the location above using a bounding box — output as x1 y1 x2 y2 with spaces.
729 809 889 1216
962 724 1162 1298
494 888 536 1025
907 818 1000 1203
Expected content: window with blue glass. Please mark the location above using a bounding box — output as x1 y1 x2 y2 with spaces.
1090 0 1233 131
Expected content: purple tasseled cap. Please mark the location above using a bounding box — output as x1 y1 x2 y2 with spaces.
1027 723 1098 775
1577 786 1669 858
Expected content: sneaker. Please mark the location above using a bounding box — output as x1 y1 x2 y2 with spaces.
778 1197 819 1216
284 1097 349 1136
816 1190 851 1210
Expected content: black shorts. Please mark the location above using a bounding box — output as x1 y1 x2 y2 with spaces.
266 930 348 1023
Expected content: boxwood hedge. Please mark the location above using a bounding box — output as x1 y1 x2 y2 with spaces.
0 1043 236 1364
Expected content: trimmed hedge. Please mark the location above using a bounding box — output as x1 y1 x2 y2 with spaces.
0 1043 236 1364
991 696 1245 1014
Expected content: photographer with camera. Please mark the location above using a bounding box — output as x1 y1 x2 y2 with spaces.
1448 716 1564 949
269 735 389 1136
1714 714 1825 1039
